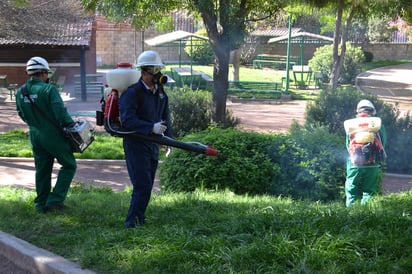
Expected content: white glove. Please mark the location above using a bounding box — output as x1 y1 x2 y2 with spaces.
165 146 172 157
152 122 167 135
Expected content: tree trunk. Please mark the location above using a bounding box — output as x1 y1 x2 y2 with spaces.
329 1 343 90
330 1 354 90
334 8 354 88
200 6 232 125
231 49 240 81
212 48 230 125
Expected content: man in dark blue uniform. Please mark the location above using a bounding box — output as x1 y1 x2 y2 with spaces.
119 51 172 228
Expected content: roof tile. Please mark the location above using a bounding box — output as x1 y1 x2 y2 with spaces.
251 27 302 37
0 0 93 47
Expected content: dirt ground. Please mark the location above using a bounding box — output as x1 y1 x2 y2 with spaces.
227 98 307 133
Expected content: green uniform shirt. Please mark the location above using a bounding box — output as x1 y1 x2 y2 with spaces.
15 77 73 133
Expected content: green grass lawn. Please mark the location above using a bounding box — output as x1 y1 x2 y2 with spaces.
165 64 284 82
1 186 412 273
165 64 319 100
0 129 125 159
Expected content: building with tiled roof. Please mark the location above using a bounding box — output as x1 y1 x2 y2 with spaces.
0 0 96 91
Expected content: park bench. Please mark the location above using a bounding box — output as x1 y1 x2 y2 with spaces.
163 73 177 88
252 54 299 70
7 84 19 100
200 73 213 91
74 81 105 97
228 81 283 99
54 75 66 92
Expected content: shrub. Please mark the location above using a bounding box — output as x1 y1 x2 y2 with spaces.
287 123 346 201
168 87 213 137
184 29 215 65
160 128 277 195
363 51 374 62
160 127 346 201
367 16 393 43
167 87 239 137
305 87 374 135
309 43 365 84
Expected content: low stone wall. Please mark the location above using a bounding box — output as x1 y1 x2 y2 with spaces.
253 41 412 64
358 43 412 61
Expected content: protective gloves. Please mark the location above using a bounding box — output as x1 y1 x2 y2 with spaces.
152 121 167 135
165 146 172 157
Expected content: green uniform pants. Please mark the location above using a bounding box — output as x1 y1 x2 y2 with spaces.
345 164 380 207
30 129 76 212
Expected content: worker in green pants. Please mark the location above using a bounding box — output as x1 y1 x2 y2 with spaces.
15 57 76 213
345 100 387 207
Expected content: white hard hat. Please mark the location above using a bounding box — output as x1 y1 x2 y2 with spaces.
357 99 376 115
26 57 50 75
136 50 164 68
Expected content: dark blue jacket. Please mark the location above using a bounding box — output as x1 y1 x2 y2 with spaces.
118 78 172 154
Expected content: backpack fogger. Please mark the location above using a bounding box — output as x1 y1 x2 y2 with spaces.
96 63 218 156
344 116 386 165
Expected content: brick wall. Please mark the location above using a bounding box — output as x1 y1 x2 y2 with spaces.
95 16 190 66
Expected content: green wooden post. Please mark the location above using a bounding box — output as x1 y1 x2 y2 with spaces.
285 15 292 94
178 40 182 67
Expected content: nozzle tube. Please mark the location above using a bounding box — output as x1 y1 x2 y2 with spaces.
125 132 218 156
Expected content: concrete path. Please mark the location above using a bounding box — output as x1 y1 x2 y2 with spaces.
356 63 412 112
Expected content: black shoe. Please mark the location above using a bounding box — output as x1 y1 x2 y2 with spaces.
124 218 145 229
124 222 136 229
45 203 67 212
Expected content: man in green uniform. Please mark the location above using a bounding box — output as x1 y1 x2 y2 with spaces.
345 100 387 207
15 56 76 213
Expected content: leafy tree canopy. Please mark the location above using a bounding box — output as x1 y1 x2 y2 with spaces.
81 0 286 124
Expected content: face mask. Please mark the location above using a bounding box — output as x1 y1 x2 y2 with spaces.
152 72 168 85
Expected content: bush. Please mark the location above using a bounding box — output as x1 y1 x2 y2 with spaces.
305 87 412 173
367 16 393 43
363 51 374 62
167 87 239 137
184 29 215 65
160 128 277 195
287 123 346 201
160 127 346 201
305 87 374 135
168 87 213 137
309 43 365 84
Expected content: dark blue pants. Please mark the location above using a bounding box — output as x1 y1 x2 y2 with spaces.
123 138 158 226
